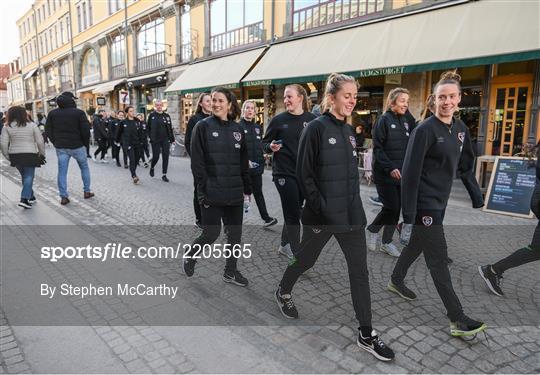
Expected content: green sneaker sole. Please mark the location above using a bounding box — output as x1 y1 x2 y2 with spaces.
450 323 487 337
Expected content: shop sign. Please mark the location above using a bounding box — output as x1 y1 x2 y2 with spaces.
119 90 130 105
385 74 402 85
96 97 106 106
358 66 405 78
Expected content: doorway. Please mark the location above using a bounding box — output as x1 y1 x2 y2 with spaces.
486 75 533 156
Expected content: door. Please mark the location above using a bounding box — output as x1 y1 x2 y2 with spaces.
486 79 533 156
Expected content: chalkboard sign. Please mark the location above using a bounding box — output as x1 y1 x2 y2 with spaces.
484 156 537 218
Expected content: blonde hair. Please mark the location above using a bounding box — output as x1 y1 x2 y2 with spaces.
241 100 256 119
385 87 410 111
421 94 435 121
285 84 311 112
320 73 358 113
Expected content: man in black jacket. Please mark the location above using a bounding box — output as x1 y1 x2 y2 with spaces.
147 100 174 182
45 92 94 205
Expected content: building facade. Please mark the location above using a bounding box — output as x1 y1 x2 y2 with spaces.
16 0 540 162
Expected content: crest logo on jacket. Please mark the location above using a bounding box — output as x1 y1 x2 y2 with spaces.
303 122 308 128
457 132 465 143
255 128 260 135
233 132 242 142
328 137 336 145
404 122 409 131
212 132 219 137
422 216 433 226
349 136 356 148
391 124 396 129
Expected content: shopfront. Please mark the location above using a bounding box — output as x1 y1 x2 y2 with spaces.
126 71 168 117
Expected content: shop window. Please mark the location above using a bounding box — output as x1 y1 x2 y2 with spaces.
81 49 100 86
497 61 535 76
210 0 264 53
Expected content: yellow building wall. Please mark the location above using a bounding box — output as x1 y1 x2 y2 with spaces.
190 3 205 59
164 17 178 65
100 45 109 80
127 33 135 75
273 0 287 38
263 1 273 40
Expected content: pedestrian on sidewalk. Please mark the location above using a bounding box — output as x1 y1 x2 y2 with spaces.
136 113 150 168
92 110 109 163
240 100 277 228
116 106 143 184
45 91 94 205
183 87 252 287
185 93 211 228
366 88 414 257
0 106 45 208
387 71 486 338
147 99 175 182
274 73 395 361
478 142 540 296
262 84 316 259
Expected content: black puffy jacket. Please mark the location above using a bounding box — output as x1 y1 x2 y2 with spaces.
240 118 265 175
190 115 251 206
147 111 174 143
185 112 209 156
299 112 367 232
92 115 108 141
116 119 143 147
45 95 90 149
372 110 415 185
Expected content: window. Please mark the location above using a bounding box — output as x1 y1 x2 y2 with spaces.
77 5 82 32
181 5 191 60
110 34 125 67
52 0 56 12
137 18 165 58
37 8 41 24
108 0 124 15
59 59 70 83
81 49 100 85
88 1 93 26
46 67 55 87
50 29 54 50
42 5 46 19
59 21 64 44
47 0 51 16
82 3 87 30
210 0 263 52
54 24 58 48
19 25 23 39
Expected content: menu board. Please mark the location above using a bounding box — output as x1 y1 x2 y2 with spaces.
484 157 537 218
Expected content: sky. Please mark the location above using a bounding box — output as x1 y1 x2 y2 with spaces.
1 0 34 63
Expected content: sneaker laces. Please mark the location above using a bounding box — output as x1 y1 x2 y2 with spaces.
279 292 295 309
371 335 386 348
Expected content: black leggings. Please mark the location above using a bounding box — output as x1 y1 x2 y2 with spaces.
193 181 201 223
251 173 271 221
151 140 170 175
367 184 401 244
492 221 540 274
274 175 303 255
127 146 141 178
280 227 372 327
110 139 120 163
188 204 244 273
391 209 464 321
93 139 108 159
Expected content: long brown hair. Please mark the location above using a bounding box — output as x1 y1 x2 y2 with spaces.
385 87 410 112
211 87 241 121
6 106 29 127
195 92 211 115
285 84 311 112
420 94 435 121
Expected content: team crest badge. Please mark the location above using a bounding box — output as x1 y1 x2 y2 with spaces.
212 132 219 137
255 128 260 134
233 132 242 141
312 228 322 234
278 178 286 186
422 216 433 226
328 137 336 145
349 136 356 148
404 122 409 131
457 132 465 143
303 122 308 128
391 124 396 129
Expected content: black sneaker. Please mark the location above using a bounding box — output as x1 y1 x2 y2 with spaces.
182 259 196 277
369 196 383 206
450 315 487 337
124 164 128 169
387 280 417 301
149 168 155 177
263 217 278 227
223 270 249 287
357 330 395 361
116 162 121 167
195 221 203 229
162 175 169 182
29 196 36 204
478 265 503 296
274 287 298 319
18 199 32 209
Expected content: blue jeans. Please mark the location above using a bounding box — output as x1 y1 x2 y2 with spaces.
15 166 35 200
56 146 91 198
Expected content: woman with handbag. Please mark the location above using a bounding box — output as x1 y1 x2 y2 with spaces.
0 106 46 208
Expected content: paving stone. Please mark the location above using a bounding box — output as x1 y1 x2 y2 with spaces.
148 358 167 370
118 350 138 363
5 362 30 373
4 355 23 366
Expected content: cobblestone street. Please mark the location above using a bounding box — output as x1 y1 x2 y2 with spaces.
1 147 539 374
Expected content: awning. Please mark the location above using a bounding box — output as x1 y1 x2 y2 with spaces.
165 48 266 94
127 71 167 87
23 68 38 80
77 84 101 94
93 79 126 94
243 0 540 86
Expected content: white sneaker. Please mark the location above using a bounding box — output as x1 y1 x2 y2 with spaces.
278 243 294 259
92 155 97 162
380 242 401 257
367 231 379 251
101 159 109 164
